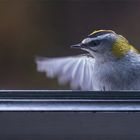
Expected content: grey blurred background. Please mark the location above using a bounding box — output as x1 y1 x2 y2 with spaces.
0 0 140 89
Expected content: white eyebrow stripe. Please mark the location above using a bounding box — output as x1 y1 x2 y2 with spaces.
82 38 93 44
96 33 111 39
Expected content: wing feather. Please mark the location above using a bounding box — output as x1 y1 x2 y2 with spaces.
36 55 95 90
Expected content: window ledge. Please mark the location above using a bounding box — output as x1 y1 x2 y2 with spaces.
0 90 140 111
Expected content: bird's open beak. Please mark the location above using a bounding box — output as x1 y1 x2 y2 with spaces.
70 43 81 49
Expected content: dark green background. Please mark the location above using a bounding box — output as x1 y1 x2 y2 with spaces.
0 0 140 89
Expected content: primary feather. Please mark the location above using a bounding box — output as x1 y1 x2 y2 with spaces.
36 55 95 90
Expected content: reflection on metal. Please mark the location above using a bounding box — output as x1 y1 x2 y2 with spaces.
0 90 140 111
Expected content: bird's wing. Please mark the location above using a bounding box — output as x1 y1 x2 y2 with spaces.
36 55 95 90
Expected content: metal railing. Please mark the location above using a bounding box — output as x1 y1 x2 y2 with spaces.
0 90 140 111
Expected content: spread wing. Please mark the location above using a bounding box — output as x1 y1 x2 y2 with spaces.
36 55 95 90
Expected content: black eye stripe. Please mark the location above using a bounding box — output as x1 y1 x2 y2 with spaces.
87 40 100 46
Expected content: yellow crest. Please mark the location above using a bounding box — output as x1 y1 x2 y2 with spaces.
89 29 116 36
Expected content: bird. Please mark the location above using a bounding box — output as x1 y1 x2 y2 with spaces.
36 29 140 91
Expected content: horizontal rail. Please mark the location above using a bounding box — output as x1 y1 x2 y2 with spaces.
0 90 140 111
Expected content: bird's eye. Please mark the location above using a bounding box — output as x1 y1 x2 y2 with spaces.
88 40 100 46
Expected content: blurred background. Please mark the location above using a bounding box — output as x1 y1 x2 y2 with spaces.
0 0 140 89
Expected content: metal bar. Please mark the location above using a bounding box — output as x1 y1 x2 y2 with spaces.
0 90 140 99
0 90 140 111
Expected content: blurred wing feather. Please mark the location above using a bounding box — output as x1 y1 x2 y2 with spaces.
36 55 95 90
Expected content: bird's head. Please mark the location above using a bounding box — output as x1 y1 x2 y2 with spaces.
71 30 138 61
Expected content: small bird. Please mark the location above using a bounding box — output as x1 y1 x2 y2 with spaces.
36 30 140 91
